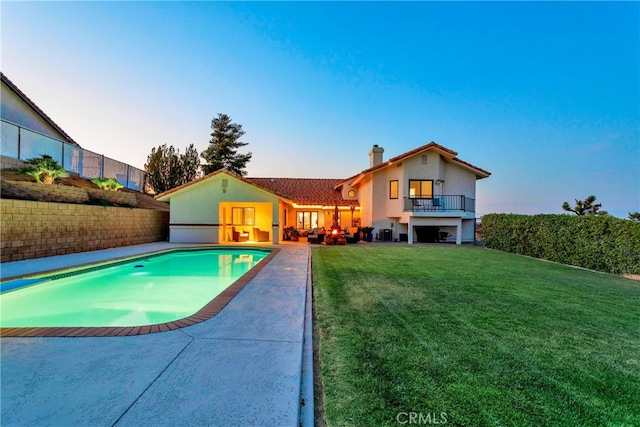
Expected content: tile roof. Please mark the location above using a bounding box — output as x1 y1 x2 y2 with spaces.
157 143 488 206
1 72 80 147
246 177 358 207
156 170 358 207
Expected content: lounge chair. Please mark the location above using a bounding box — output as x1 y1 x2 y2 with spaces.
232 227 249 242
344 227 360 243
308 228 326 244
253 227 270 242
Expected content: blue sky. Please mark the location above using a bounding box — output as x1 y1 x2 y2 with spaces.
2 1 638 218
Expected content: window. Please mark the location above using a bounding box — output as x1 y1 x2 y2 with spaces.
408 180 433 198
389 180 398 199
297 211 318 229
232 207 255 226
244 207 255 226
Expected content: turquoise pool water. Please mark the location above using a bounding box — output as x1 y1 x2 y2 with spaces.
0 248 269 328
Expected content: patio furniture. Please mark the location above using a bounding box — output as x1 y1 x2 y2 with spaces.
325 229 346 245
308 228 326 244
253 227 270 242
283 226 296 240
344 227 360 243
232 227 249 242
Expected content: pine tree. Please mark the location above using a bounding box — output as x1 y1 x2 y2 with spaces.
144 144 200 194
201 113 252 176
181 143 201 183
562 195 608 216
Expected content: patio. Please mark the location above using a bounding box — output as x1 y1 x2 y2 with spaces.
0 243 313 426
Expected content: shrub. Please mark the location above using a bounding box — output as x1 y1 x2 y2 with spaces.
18 154 69 184
91 177 124 191
482 214 640 275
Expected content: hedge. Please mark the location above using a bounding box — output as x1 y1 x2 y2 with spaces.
482 214 640 275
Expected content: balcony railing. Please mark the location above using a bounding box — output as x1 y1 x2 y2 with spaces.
404 195 475 213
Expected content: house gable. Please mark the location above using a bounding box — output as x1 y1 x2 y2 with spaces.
1 72 79 146
336 142 490 192
156 170 287 204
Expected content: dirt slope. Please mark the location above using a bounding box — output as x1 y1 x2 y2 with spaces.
0 171 169 211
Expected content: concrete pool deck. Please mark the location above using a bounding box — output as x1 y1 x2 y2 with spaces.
0 242 313 426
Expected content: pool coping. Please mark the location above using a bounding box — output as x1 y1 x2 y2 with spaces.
0 247 280 337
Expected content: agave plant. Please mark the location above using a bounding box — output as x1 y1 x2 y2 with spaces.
91 177 124 191
18 155 69 184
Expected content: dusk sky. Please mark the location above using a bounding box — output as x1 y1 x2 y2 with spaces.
2 2 638 218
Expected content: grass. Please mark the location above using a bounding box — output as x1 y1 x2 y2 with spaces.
312 245 640 426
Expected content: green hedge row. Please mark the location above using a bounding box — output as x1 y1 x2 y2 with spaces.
482 214 640 275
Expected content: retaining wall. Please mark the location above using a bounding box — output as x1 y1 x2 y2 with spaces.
1 180 138 206
0 155 25 171
1 199 169 263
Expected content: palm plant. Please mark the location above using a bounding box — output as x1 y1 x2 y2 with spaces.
91 177 124 191
18 155 69 184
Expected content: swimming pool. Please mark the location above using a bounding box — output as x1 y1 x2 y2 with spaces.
0 247 276 335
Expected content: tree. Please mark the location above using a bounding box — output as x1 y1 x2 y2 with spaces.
181 143 201 183
201 113 252 176
18 154 69 184
144 144 200 194
629 212 640 221
562 195 608 216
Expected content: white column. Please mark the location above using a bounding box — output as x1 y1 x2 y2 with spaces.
272 202 280 244
408 217 414 245
456 218 462 245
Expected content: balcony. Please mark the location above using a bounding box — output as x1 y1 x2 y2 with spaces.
404 196 475 213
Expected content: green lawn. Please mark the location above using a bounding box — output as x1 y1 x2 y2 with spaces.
312 245 640 426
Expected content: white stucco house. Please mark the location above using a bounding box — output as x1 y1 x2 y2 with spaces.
156 142 490 245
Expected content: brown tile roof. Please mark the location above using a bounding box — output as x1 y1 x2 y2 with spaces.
246 177 358 207
156 170 357 207
1 72 80 147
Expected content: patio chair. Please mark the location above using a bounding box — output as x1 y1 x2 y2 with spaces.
232 227 249 242
308 227 326 244
344 227 360 243
253 227 270 242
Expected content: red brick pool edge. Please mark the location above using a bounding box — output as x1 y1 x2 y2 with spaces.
0 248 280 338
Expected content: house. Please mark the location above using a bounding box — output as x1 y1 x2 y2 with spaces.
155 172 359 244
336 143 490 244
156 142 490 245
1 72 145 190
1 72 79 146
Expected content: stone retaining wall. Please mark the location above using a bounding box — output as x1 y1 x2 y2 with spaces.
1 199 169 263
0 155 25 171
1 181 138 206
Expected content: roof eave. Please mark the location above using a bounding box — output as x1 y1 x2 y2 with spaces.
1 72 80 147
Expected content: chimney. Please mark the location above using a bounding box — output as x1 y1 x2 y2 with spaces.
369 144 384 167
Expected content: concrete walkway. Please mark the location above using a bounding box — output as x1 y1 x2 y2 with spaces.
1 243 312 426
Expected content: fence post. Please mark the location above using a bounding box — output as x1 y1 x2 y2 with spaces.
17 126 21 159
100 155 105 178
126 165 130 189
